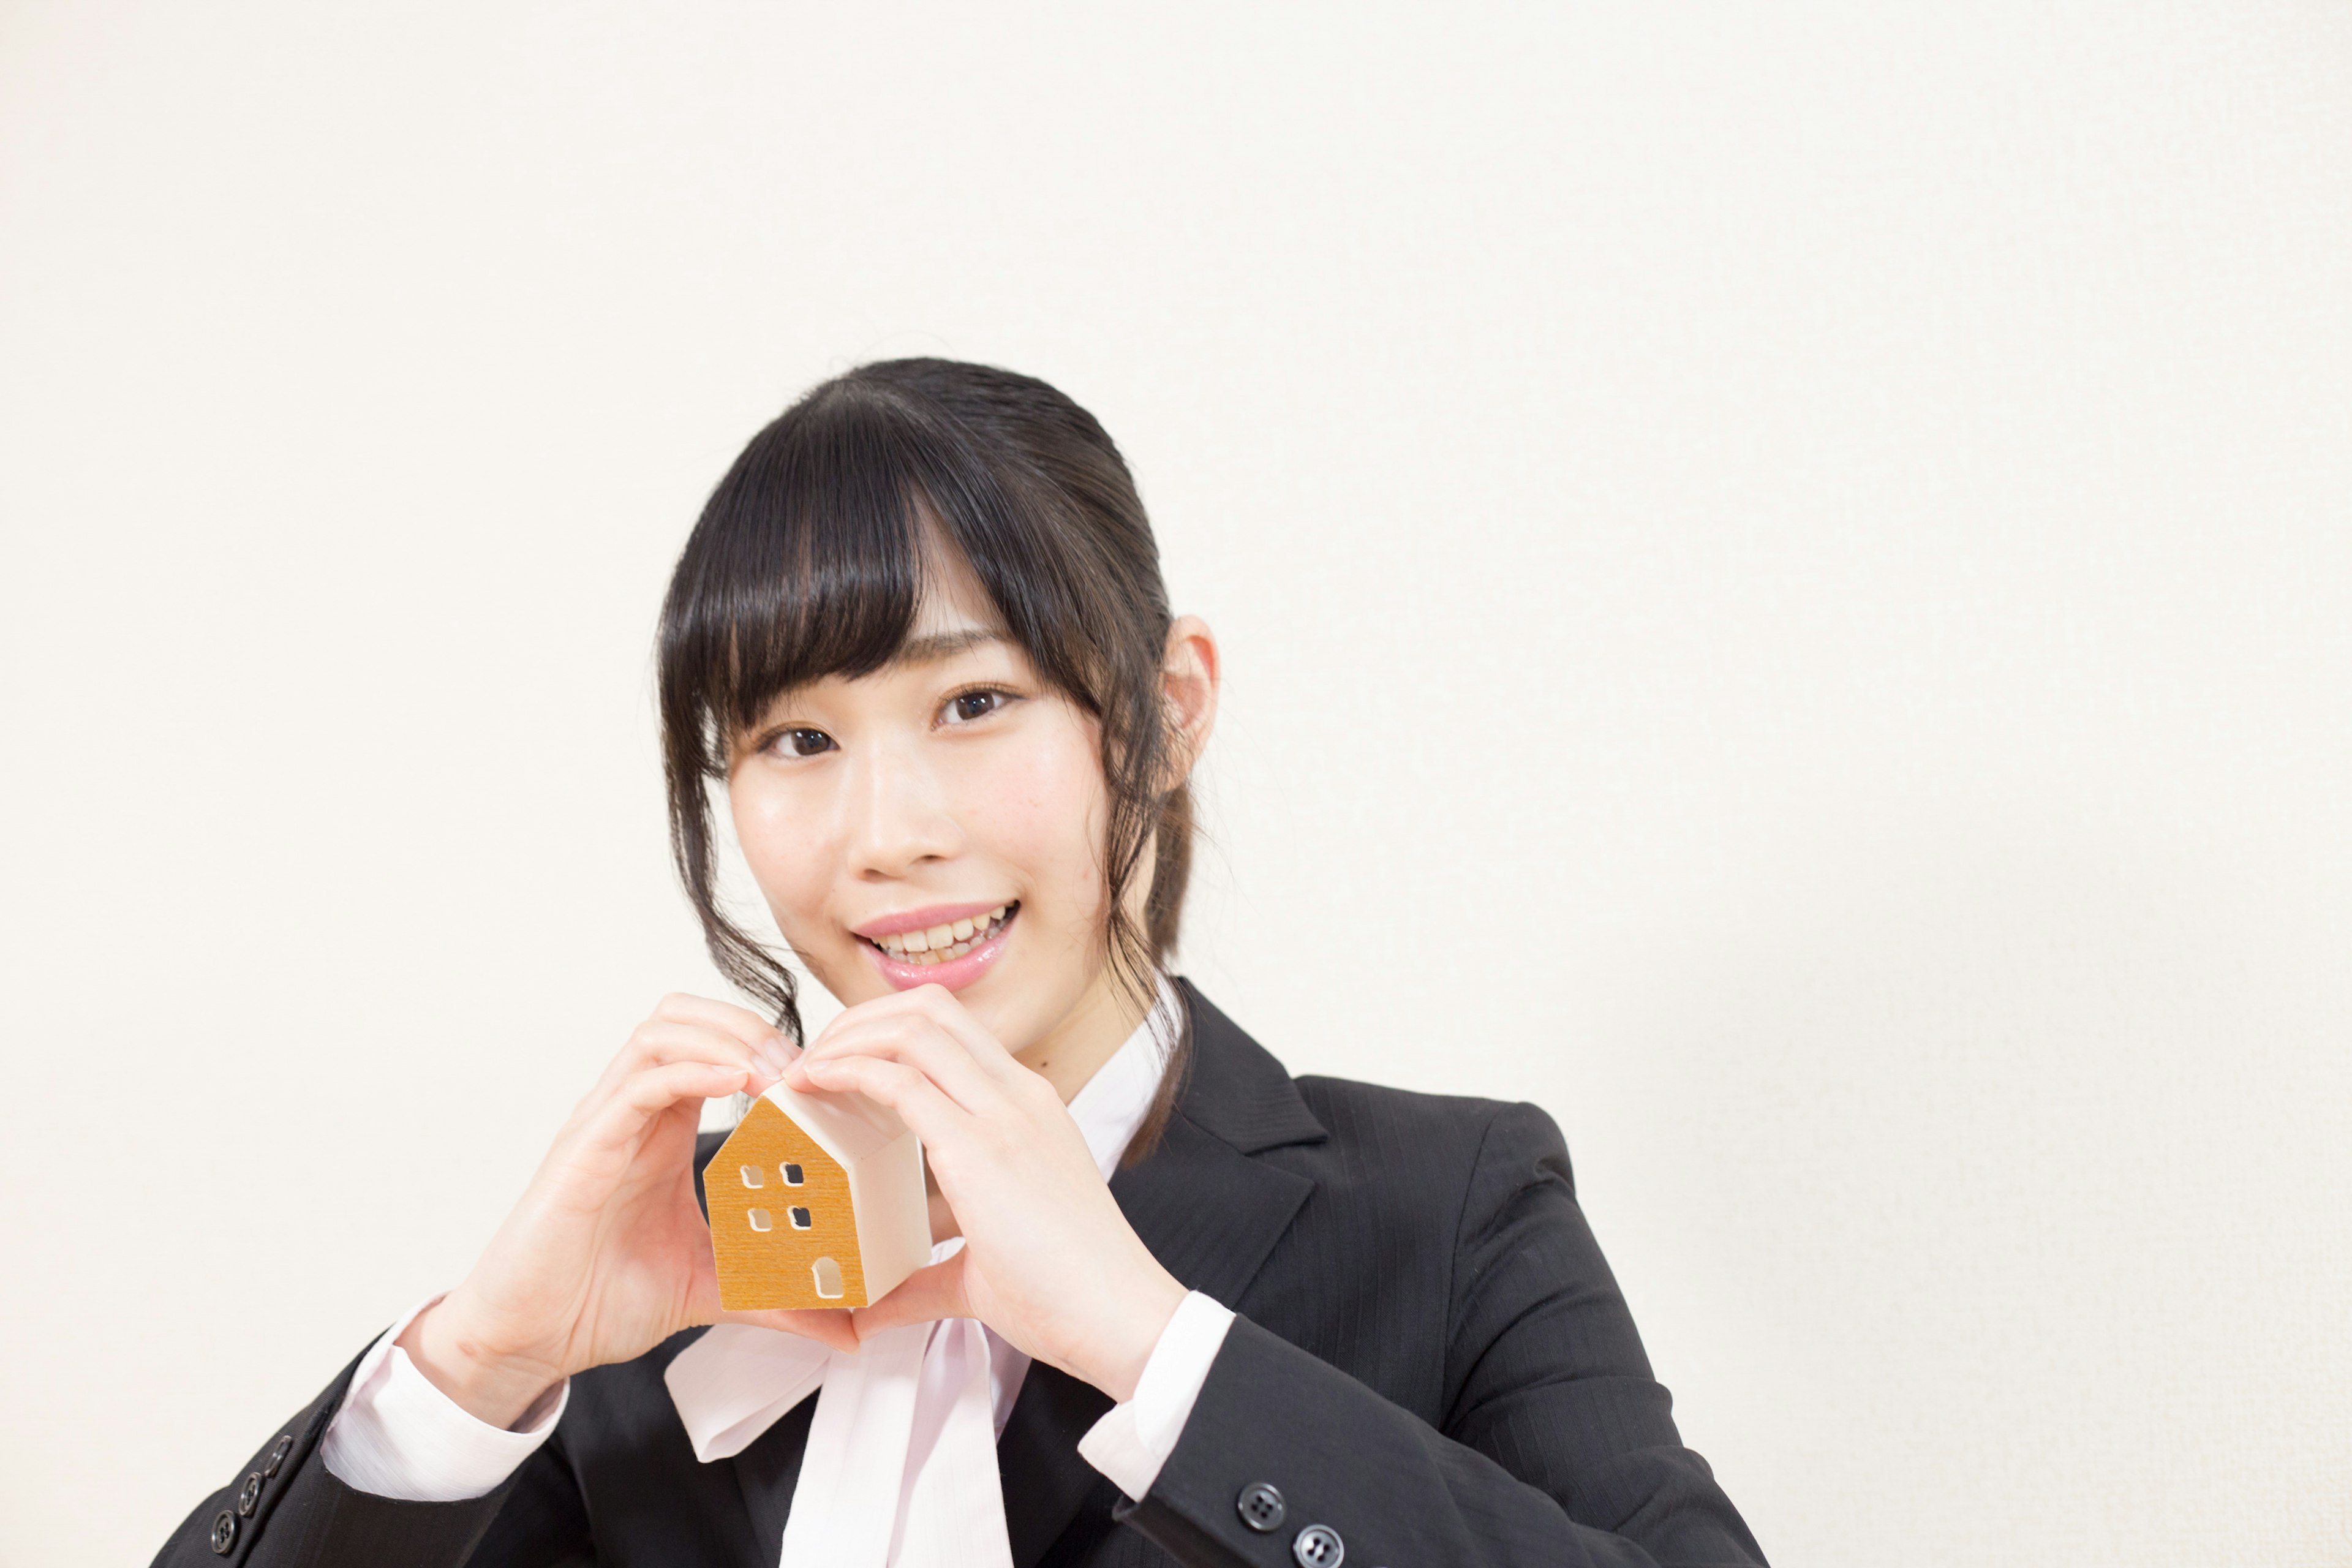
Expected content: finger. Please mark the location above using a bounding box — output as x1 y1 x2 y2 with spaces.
851 1253 973 1336
797 982 1049 1104
791 1012 1007 1117
793 1052 974 1151
570 1059 749 1166
651 992 793 1054
897 984 1034 1082
630 1020 791 1084
827 985 1031 1089
589 1019 790 1106
714 1306 862 1355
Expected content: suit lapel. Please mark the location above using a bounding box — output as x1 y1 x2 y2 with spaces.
729 1392 818 1562
997 980 1326 1567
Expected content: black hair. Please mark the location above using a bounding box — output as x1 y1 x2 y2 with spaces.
657 360 1194 1143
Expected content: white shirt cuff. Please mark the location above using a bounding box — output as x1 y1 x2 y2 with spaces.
319 1294 570 1502
1076 1291 1236 1501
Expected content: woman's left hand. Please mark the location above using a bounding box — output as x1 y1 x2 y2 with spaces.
781 984 1186 1403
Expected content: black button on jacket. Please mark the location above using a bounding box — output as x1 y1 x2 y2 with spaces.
153 981 1766 1568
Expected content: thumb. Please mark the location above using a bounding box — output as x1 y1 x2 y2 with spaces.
852 1252 973 1336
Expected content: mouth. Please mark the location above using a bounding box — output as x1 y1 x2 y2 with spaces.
855 902 1021 991
860 902 1018 966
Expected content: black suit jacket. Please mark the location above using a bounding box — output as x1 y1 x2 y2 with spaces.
157 982 1765 1567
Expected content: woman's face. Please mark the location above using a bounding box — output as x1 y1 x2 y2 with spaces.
726 554 1211 1069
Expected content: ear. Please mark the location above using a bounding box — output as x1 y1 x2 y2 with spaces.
1161 614 1220 787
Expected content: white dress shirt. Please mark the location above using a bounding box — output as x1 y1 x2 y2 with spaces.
320 979 1233 1562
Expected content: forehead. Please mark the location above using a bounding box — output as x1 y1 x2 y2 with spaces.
905 548 1002 644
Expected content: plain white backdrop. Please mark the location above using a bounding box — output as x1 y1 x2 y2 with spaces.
4 4 2350 1564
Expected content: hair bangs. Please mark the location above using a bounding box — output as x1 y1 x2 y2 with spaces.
662 387 954 776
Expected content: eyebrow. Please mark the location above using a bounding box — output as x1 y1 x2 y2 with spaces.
888 628 1012 668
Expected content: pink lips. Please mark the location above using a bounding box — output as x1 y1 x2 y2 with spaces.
856 902 1019 993
851 900 1008 941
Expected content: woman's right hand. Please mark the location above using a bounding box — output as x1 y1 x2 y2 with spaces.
395 994 861 1430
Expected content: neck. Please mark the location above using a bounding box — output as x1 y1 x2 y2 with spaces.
1016 965 1158 1104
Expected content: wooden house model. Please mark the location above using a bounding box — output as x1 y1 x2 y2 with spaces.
705 1080 930 1311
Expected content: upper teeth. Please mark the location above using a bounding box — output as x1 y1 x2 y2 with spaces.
875 906 1011 964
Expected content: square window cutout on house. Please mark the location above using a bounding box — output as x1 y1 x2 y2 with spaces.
747 1208 772 1232
782 1164 804 1186
789 1207 813 1229
740 1166 764 1188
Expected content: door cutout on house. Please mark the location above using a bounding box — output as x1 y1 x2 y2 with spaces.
812 1256 845 1299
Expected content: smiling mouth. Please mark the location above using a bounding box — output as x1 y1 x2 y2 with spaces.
862 903 1019 967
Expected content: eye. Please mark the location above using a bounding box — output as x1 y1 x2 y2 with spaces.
940 688 1012 726
769 726 836 759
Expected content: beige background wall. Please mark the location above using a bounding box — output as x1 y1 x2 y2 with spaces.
4 5 2349 1564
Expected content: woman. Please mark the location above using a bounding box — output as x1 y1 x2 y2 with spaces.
156 360 1766 1568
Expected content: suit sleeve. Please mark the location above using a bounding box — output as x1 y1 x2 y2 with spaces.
1115 1102 1768 1568
149 1346 589 1568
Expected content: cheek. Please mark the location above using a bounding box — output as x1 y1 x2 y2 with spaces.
960 723 1110 918
729 778 838 930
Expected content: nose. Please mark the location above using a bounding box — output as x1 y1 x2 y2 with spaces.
843 736 963 880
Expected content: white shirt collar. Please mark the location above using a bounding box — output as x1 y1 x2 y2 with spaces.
1063 972 1181 1182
